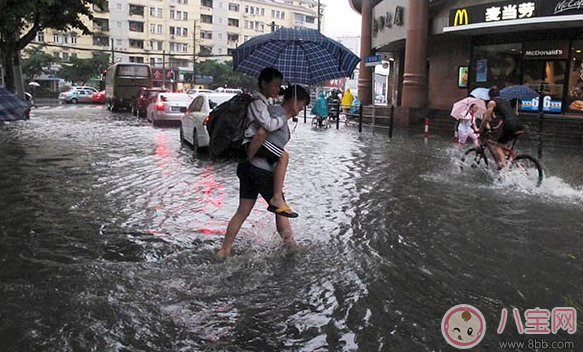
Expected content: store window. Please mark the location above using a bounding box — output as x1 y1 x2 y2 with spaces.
567 40 583 113
470 43 522 91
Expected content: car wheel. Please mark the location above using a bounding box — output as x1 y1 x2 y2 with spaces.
192 128 200 153
70 98 78 104
179 126 186 144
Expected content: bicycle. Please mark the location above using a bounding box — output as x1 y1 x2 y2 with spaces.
460 130 544 187
311 115 331 128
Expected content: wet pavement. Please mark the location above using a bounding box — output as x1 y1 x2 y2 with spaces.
1 104 582 351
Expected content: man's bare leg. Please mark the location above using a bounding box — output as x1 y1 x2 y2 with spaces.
217 198 256 258
276 215 298 251
496 145 508 170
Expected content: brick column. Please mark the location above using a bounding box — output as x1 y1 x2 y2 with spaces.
401 0 429 108
358 0 373 105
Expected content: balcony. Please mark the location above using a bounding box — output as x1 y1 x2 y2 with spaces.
129 4 144 16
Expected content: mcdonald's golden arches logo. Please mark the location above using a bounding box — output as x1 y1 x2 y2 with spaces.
453 8 469 26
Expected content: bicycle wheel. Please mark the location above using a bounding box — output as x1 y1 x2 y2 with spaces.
460 147 489 173
509 154 543 187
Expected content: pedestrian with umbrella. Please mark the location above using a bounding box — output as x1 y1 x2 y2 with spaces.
450 97 486 150
0 87 31 122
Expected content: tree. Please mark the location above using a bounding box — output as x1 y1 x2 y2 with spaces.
0 0 106 94
196 60 256 91
59 53 110 85
21 45 53 80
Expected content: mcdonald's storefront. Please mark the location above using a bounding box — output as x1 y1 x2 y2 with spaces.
368 0 583 118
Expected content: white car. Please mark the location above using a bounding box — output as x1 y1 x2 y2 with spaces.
146 93 191 127
180 92 236 153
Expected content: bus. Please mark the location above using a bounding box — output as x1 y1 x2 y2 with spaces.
105 63 153 111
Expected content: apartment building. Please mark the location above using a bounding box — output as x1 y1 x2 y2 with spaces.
28 0 324 81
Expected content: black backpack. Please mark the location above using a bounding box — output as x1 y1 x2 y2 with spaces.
206 93 257 159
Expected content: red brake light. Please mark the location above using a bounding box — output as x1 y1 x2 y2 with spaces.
203 116 210 125
156 102 165 111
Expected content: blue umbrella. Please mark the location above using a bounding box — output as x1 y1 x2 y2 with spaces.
233 28 361 85
499 85 539 100
0 88 30 122
470 87 490 100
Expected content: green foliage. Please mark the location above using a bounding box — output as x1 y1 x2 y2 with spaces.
59 53 110 85
22 46 54 80
196 60 256 91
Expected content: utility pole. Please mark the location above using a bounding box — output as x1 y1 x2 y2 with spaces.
192 19 197 88
162 50 166 89
110 38 115 64
317 0 321 33
271 21 275 33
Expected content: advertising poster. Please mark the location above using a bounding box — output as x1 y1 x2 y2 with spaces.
458 66 468 88
476 59 487 82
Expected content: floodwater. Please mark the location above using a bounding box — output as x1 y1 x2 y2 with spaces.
1 105 582 351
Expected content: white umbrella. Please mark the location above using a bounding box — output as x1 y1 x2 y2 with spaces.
28 82 41 88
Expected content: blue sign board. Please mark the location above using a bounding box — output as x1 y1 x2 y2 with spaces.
520 96 562 113
365 55 382 66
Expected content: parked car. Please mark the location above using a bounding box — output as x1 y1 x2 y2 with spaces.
74 86 98 94
215 87 243 94
130 87 168 117
187 88 213 95
91 90 106 104
58 88 97 104
180 92 236 153
146 92 191 127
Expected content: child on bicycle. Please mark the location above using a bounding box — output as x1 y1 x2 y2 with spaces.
457 103 480 150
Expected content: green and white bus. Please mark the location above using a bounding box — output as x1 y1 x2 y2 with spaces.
105 63 153 111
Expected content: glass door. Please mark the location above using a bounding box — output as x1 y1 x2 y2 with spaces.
521 60 566 113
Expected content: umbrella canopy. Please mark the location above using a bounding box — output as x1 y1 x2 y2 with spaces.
450 97 487 120
499 85 539 100
0 88 30 122
233 28 361 85
469 87 490 100
28 81 41 88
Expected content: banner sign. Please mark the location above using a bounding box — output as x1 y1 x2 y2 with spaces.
520 96 562 113
449 0 583 27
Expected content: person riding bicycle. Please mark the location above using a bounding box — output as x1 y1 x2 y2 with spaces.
478 86 523 171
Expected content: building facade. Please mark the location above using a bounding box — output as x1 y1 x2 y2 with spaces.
27 0 323 88
351 0 583 123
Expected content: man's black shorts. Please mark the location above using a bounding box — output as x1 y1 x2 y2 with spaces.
237 161 274 201
497 119 523 145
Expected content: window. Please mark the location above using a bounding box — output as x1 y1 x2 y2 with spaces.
170 10 188 20
150 40 163 51
53 35 60 43
170 0 188 4
35 31 44 42
261 8 264 16
229 3 239 11
129 39 144 49
93 1 109 13
129 56 144 63
169 26 188 37
201 30 213 39
218 48 222 54
200 45 212 55
150 57 163 66
129 21 144 32
219 18 223 24
150 7 162 18
227 48 235 56
228 18 239 27
202 0 212 8
305 15 315 23
218 33 222 39
93 35 109 46
93 18 109 31
62 52 69 61
129 4 144 16
116 39 122 46
227 33 238 42
117 21 122 28
63 36 69 44
189 96 204 112
201 14 212 23
170 42 188 52
116 3 122 10
70 35 77 44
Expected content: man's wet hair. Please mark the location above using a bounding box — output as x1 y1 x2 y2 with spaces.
258 67 283 87
489 85 500 99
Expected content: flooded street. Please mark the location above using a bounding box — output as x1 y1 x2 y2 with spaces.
1 105 582 351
